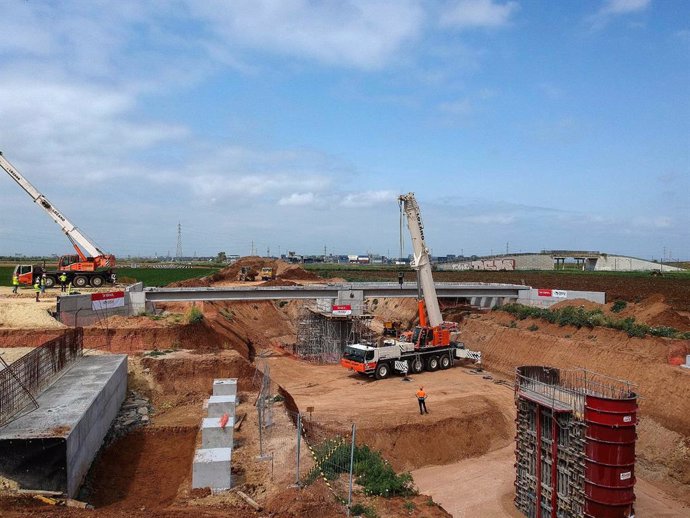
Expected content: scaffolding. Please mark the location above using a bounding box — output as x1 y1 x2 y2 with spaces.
295 306 374 364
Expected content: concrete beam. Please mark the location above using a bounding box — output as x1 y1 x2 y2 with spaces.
143 282 529 308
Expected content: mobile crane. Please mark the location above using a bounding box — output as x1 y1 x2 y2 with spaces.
341 192 480 379
1 152 116 289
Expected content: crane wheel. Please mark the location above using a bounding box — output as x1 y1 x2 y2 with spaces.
90 276 105 287
44 276 56 288
440 355 451 370
410 358 424 374
426 356 439 371
73 276 88 288
375 363 390 380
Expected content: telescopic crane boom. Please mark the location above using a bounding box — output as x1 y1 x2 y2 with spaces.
398 192 443 327
0 152 111 264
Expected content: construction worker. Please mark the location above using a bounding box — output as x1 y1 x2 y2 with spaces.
416 386 429 415
59 272 68 292
11 274 19 294
40 274 47 295
34 279 41 302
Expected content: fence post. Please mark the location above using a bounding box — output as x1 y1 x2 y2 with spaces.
347 422 356 515
295 413 302 486
258 402 264 458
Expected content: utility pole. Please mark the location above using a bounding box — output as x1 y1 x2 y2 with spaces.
506 242 509 254
251 240 255 256
175 222 183 261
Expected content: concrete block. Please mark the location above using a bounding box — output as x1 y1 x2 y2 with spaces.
0 355 127 497
207 395 237 417
202 417 235 448
213 378 237 397
192 448 232 490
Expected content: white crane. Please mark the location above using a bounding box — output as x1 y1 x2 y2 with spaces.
398 192 443 327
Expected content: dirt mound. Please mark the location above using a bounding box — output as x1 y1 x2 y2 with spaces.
260 279 298 287
169 257 324 287
279 268 322 282
614 295 690 331
550 298 604 312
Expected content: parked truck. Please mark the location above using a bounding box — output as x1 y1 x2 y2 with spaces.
1 152 117 288
340 192 480 379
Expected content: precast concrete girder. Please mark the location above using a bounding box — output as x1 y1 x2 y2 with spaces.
143 282 529 308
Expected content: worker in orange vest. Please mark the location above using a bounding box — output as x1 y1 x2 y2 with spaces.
416 386 428 415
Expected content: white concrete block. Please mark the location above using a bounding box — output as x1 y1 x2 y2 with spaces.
207 395 237 417
213 378 238 397
192 448 232 490
202 416 235 448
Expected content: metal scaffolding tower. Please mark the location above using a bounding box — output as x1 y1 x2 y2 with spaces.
295 306 374 364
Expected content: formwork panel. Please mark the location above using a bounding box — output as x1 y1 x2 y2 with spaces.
514 366 637 518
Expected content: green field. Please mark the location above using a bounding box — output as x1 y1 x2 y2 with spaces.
0 266 219 287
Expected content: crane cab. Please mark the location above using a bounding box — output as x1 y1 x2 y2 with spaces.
12 264 42 286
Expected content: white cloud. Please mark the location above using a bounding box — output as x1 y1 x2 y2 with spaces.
599 0 651 15
185 0 425 69
340 190 396 208
588 0 651 30
440 0 519 29
278 192 317 206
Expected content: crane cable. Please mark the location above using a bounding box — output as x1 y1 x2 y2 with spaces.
399 198 404 263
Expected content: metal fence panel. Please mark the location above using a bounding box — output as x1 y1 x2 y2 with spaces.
0 328 83 427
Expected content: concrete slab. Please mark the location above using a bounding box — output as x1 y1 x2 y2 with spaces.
212 378 237 397
192 447 232 490
0 355 127 497
201 416 235 448
206 395 236 418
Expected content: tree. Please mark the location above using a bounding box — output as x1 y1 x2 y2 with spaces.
216 251 227 263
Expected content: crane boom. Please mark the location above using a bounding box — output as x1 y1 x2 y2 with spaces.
0 152 105 259
398 192 443 327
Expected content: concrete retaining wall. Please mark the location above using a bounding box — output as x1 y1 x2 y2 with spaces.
0 355 127 497
57 283 154 326
593 255 682 272
517 288 606 308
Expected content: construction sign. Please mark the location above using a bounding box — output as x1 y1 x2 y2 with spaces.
537 289 567 298
91 291 125 311
332 304 352 316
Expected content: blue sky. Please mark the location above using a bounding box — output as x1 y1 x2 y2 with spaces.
0 0 688 260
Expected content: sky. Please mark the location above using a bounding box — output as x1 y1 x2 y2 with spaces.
0 0 688 261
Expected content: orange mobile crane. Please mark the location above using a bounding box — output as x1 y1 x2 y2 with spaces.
1 152 116 288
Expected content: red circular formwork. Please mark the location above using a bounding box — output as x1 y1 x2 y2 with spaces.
585 439 636 465
587 421 637 443
584 393 637 518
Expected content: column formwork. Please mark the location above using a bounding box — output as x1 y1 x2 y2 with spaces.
514 366 638 518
